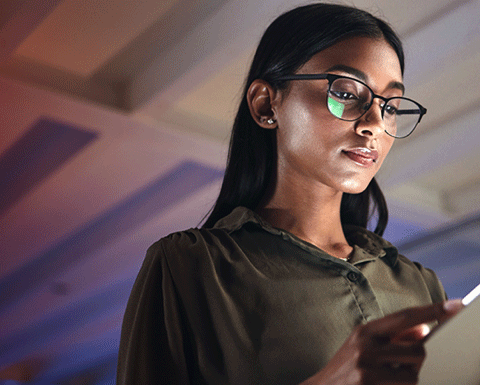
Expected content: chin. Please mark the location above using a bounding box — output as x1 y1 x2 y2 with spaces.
339 179 372 195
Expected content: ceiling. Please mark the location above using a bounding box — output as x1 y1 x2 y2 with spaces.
1 0 480 384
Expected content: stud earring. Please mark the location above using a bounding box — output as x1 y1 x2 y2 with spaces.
267 118 276 124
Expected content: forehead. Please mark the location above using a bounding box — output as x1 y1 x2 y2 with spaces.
298 37 403 89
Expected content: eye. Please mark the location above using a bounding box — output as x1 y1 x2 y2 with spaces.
383 103 398 116
330 91 358 101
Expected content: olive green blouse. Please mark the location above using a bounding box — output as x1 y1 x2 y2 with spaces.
117 206 446 385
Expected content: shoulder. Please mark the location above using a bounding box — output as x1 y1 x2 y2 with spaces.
145 224 250 277
397 254 447 302
149 228 210 253
147 227 229 261
147 206 263 261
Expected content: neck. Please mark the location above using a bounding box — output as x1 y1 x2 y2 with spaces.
256 180 353 260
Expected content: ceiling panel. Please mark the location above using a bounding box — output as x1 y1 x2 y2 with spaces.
15 0 179 76
155 51 253 139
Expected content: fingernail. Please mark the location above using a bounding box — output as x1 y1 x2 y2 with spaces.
419 323 431 337
443 299 464 312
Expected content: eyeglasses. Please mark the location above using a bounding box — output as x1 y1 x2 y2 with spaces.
276 73 427 138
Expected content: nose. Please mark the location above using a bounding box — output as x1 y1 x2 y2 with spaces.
354 101 385 137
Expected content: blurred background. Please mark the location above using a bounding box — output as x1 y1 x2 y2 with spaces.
0 0 479 383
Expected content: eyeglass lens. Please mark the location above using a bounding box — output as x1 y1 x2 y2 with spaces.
327 77 422 138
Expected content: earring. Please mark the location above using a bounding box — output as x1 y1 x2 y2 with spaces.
267 118 276 124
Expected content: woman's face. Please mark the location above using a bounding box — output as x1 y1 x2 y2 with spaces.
271 36 402 195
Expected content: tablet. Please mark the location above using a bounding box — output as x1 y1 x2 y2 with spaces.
462 282 480 306
419 285 480 385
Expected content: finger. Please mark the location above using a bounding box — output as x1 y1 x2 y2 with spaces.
391 324 430 344
359 344 425 366
438 299 464 323
423 299 465 341
364 300 464 336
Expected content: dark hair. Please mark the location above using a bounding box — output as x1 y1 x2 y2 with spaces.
203 3 404 235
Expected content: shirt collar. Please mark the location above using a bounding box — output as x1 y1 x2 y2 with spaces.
213 206 398 267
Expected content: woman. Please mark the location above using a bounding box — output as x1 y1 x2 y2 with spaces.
117 3 463 384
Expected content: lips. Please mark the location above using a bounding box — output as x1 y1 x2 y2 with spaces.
342 147 379 167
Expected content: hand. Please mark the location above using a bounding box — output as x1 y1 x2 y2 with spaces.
300 300 464 385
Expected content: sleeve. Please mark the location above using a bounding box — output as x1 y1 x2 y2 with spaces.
414 261 448 303
116 241 191 385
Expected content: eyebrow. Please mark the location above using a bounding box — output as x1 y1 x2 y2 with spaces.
324 64 405 94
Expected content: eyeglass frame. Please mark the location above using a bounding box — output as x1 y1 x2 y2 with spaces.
275 73 427 138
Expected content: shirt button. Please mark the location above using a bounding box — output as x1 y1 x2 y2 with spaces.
347 271 360 282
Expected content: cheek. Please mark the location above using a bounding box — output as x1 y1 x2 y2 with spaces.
278 98 334 149
276 101 310 150
278 116 337 164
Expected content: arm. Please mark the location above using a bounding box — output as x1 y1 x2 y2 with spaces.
117 243 190 385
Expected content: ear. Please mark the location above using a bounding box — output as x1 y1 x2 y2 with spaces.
246 79 279 129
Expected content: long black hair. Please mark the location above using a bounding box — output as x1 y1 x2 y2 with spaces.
202 3 404 235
